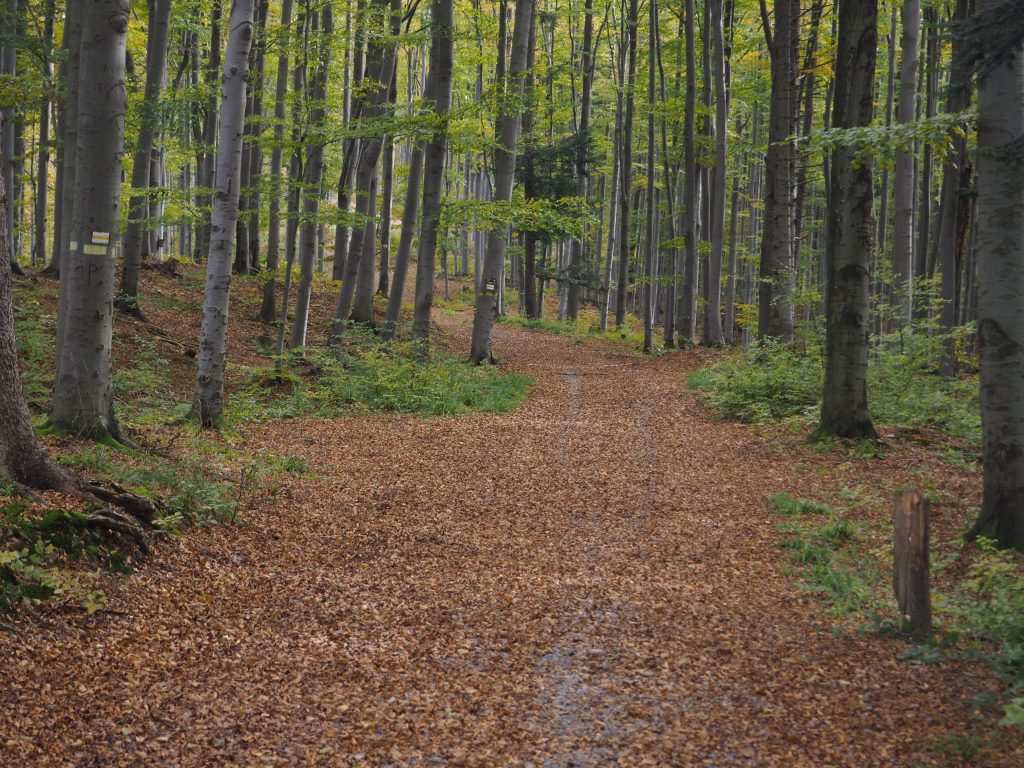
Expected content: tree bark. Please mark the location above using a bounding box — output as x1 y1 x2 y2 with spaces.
565 0 594 320
382 143 424 339
680 0 698 343
817 0 879 440
192 0 254 427
702 0 727 346
51 0 131 441
642 0 657 353
410 0 457 340
469 0 534 362
614 0 638 329
970 0 1024 549
891 0 921 325
120 0 173 307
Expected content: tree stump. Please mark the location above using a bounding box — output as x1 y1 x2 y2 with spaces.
893 490 931 639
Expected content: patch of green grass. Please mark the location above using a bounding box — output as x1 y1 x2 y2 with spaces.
13 297 55 408
769 493 832 517
227 329 531 422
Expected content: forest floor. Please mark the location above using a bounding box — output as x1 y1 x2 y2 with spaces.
1 266 1020 766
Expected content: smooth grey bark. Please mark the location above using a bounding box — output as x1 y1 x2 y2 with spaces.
469 0 534 362
970 0 1024 549
377 135 394 296
724 172 741 343
757 0 796 340
891 0 921 324
614 0 638 329
350 0 401 324
290 4 333 350
702 0 727 346
680 0 698 343
381 143 424 339
331 0 398 333
195 0 223 261
193 0 254 427
936 0 971 376
642 0 657 353
818 0 878 440
520 5 539 319
246 0 269 273
33 0 55 268
260 0 294 323
565 0 594 319
1 0 16 267
120 0 173 306
876 4 897 259
914 6 938 288
410 0 456 340
50 0 131 440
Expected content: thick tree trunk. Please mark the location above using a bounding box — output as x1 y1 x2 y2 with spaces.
818 0 879 440
469 0 534 362
642 0 657 353
193 0 254 427
260 0 294 323
410 0 456 340
377 135 394 296
120 0 173 307
680 0 698 343
891 0 921 325
757 0 796 340
970 0 1024 549
51 0 131 441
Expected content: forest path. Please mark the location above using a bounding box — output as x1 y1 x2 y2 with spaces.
0 314 996 766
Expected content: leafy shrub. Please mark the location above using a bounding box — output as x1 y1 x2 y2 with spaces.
689 325 980 443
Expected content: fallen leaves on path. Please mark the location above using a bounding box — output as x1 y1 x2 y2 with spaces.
1 303 1017 766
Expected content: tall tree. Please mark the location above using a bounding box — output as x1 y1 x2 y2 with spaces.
411 0 456 340
702 0 727 346
757 0 797 340
565 0 595 320
679 0 698 342
817 0 879 439
969 0 1024 549
469 0 535 362
891 0 921 324
642 0 657 353
193 0 255 427
50 0 131 441
120 0 174 313
614 0 638 329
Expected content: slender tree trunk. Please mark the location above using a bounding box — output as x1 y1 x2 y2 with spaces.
377 134 394 295
410 0 456 340
120 0 173 308
818 0 879 439
614 0 638 329
195 0 223 262
193 0 254 427
33 0 55 270
565 0 594 319
680 0 698 342
702 0 727 346
469 0 534 361
891 0 921 325
642 0 657 353
51 0 131 440
290 4 333 349
381 143 424 339
260 0 294 323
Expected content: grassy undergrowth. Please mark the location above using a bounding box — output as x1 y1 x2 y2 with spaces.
498 310 650 350
769 491 1024 737
689 327 980 444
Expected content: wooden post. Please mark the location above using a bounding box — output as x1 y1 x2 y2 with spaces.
893 489 931 639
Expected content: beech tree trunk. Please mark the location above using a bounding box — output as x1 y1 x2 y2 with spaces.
382 143 424 339
411 0 456 340
120 0 173 306
891 0 920 325
51 0 131 441
642 0 656 353
564 0 594 320
614 0 638 329
193 0 254 427
970 0 1024 549
680 0 697 343
818 0 878 440
260 0 294 323
757 0 796 340
469 0 534 362
702 0 727 346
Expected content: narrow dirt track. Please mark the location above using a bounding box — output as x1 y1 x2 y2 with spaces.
0 316 1003 766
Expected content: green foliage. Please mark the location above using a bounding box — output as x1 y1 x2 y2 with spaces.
0 503 112 613
769 492 832 517
689 325 981 444
13 298 54 408
228 329 531 422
